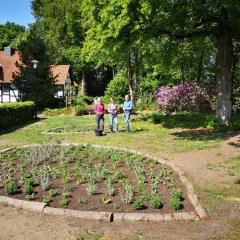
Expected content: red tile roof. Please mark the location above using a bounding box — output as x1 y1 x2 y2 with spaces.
49 65 70 85
0 51 22 83
0 51 74 87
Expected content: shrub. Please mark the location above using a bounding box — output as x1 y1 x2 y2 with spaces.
104 73 129 104
155 82 213 113
4 180 18 195
74 105 88 116
0 101 34 130
42 108 65 116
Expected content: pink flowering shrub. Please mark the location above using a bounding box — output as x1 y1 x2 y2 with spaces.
155 83 213 112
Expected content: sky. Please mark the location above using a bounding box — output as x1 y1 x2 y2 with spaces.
0 0 35 27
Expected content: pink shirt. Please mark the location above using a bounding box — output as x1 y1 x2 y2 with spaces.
94 103 105 115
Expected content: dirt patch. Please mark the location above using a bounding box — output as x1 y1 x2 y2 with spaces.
0 140 17 146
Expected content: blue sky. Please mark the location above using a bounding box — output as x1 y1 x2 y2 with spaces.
0 0 35 27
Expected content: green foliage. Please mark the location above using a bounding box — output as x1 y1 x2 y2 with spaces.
77 197 89 205
148 195 162 209
0 101 34 130
43 108 68 116
25 192 36 200
104 73 129 104
74 93 94 106
169 197 182 211
74 106 88 116
23 181 34 195
4 180 18 195
120 182 133 204
42 195 52 203
59 192 70 206
100 196 112 205
171 188 183 200
133 198 145 210
48 188 58 197
0 22 25 50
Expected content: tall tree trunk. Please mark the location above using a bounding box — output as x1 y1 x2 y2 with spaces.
133 48 139 103
216 9 233 125
81 71 86 95
127 52 135 103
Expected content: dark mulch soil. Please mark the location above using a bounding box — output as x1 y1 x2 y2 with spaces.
0 145 195 213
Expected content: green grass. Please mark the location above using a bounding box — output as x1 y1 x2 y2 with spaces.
0 115 222 156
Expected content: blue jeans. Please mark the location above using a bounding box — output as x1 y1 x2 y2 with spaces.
109 114 118 132
124 111 131 132
96 114 104 131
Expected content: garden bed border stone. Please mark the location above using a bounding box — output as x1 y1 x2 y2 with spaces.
0 143 209 222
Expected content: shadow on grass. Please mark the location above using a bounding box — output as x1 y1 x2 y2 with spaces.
151 112 216 129
171 129 238 141
0 118 46 136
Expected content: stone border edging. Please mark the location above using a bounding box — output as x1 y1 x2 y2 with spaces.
0 143 209 222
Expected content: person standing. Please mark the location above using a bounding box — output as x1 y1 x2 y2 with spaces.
123 95 133 132
94 97 105 134
108 97 118 133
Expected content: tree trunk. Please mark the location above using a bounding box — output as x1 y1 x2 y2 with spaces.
127 52 136 103
216 9 233 125
133 48 139 103
81 71 86 96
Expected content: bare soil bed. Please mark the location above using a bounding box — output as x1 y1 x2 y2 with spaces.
0 144 194 214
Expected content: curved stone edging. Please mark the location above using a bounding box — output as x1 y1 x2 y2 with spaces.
0 143 209 222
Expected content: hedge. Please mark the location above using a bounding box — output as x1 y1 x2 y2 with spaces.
0 101 35 130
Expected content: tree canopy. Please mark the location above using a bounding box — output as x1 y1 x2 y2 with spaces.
10 0 240 124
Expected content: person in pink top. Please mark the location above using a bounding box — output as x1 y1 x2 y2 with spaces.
94 97 105 133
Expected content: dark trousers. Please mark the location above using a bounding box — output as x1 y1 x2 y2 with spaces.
96 114 104 131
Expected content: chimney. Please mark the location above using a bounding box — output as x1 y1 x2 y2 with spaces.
4 46 12 56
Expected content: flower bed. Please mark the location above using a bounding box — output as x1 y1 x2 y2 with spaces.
43 124 95 134
0 144 195 214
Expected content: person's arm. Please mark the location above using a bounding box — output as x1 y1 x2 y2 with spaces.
108 104 112 113
102 104 105 114
94 104 97 114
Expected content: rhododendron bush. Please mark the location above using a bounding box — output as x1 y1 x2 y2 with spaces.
155 83 213 112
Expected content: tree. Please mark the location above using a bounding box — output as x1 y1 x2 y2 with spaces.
142 0 240 124
0 22 25 50
13 23 57 109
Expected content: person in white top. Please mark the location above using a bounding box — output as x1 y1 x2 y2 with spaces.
108 97 118 133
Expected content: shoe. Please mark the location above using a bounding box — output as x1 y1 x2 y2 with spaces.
102 131 106 135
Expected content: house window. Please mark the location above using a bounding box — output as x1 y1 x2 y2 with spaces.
3 84 9 94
